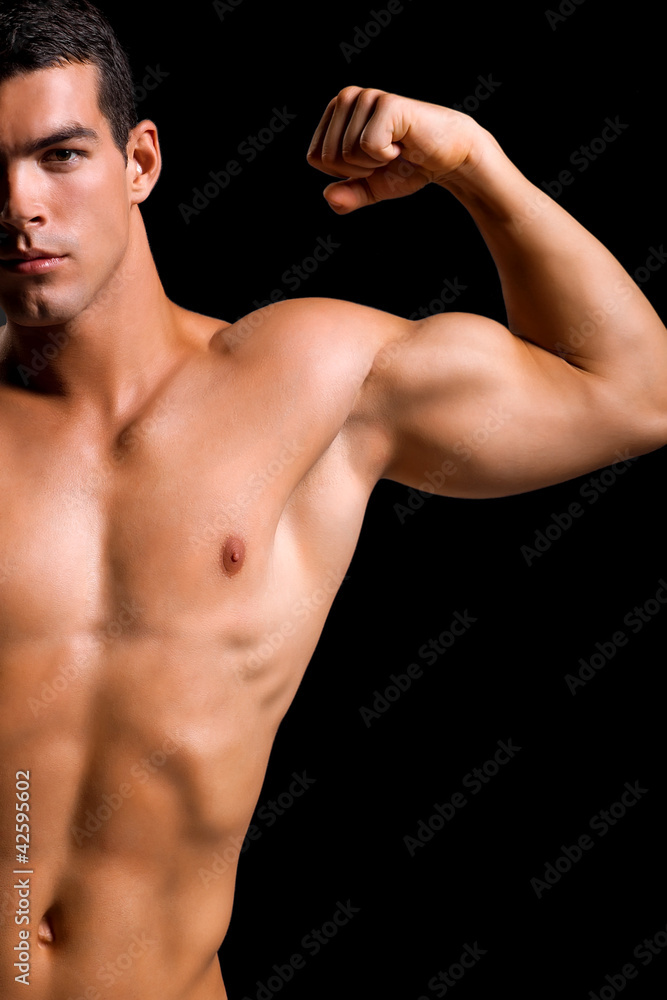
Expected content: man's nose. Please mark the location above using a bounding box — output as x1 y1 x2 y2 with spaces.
0 165 46 232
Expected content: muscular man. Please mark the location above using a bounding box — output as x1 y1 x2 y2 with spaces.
0 1 665 998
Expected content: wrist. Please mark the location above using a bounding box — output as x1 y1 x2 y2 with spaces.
403 108 495 189
437 128 541 228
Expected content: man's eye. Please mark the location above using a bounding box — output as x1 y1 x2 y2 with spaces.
44 149 80 163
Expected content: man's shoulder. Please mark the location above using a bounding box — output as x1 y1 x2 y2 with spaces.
208 296 412 368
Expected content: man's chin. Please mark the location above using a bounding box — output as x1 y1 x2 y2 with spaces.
0 293 83 329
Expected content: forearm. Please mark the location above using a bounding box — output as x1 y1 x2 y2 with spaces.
439 124 667 409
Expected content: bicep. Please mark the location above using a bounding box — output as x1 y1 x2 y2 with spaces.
367 312 649 499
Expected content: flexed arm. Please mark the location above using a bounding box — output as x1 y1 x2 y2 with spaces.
306 87 667 498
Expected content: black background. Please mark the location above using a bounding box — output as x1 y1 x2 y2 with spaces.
69 1 667 997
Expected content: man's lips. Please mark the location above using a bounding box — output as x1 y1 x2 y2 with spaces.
0 247 61 264
0 251 67 274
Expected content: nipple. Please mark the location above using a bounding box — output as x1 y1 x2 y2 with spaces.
221 536 246 575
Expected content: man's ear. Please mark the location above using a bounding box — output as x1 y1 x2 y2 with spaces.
127 120 162 204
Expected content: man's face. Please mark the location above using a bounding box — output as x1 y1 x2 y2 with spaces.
0 61 133 327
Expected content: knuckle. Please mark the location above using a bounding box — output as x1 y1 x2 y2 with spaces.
359 88 385 109
376 91 395 111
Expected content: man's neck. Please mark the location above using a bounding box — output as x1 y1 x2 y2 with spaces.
0 222 193 426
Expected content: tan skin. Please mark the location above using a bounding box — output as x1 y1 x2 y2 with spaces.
0 62 665 1000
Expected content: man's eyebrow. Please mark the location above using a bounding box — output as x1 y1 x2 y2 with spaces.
20 124 102 156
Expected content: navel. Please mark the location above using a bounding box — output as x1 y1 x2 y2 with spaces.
38 911 55 945
221 535 246 575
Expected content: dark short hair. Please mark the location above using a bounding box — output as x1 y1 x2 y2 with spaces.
0 0 138 162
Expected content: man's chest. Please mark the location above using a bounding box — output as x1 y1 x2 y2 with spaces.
0 385 308 625
0 360 367 646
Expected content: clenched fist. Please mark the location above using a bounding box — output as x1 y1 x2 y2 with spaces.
306 86 484 214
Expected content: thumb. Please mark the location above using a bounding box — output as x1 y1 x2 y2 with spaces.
323 178 374 215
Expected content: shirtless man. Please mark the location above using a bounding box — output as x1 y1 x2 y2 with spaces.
0 0 666 997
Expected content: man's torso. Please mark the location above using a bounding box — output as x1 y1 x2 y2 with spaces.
0 299 389 999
